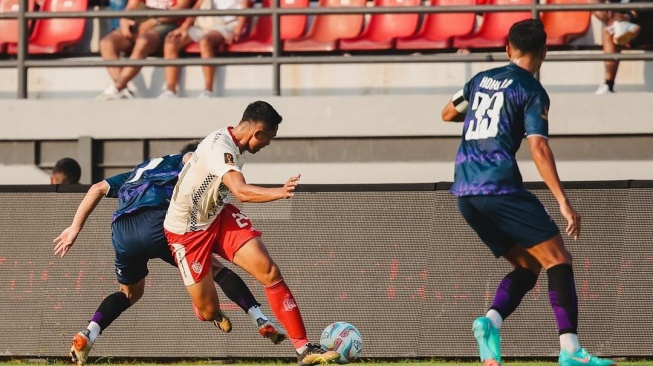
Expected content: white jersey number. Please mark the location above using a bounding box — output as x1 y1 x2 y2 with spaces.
232 212 250 228
127 157 164 183
465 91 504 141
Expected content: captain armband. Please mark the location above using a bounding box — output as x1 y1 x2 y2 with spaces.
452 89 468 113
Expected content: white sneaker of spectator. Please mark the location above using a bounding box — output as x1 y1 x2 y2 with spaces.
595 83 614 95
96 84 133 100
198 90 213 99
607 20 640 45
158 90 178 99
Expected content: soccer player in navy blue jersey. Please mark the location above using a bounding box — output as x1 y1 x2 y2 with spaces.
441 19 615 366
53 141 285 366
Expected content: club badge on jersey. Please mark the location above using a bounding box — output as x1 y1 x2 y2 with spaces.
224 153 235 165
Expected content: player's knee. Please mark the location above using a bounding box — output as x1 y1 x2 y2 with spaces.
259 262 282 285
120 282 145 305
510 267 539 291
194 302 221 322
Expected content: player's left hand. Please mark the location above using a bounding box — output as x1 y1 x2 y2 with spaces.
53 226 81 258
281 174 301 198
560 202 581 240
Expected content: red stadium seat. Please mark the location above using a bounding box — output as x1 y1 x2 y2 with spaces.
228 0 309 52
337 0 420 51
453 0 532 49
7 0 88 54
0 0 36 53
541 0 591 46
395 0 476 50
283 0 366 52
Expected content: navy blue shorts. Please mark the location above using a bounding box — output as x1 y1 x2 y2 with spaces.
457 192 560 258
111 209 176 285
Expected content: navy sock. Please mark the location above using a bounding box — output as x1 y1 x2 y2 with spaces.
547 264 578 335
90 291 132 332
490 267 538 319
214 267 260 313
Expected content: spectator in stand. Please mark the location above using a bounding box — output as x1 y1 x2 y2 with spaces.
158 0 250 99
97 0 194 100
592 0 653 94
108 0 128 30
50 158 82 185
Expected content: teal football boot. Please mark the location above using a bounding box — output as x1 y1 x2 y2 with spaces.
472 317 502 365
559 348 616 366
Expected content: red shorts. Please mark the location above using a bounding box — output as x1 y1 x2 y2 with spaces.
164 203 261 286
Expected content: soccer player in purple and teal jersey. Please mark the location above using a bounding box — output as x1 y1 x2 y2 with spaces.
53 141 285 366
441 19 615 366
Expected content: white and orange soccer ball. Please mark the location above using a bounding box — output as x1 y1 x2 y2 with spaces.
319 322 363 364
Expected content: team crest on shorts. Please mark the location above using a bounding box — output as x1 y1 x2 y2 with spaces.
224 153 235 165
191 261 203 274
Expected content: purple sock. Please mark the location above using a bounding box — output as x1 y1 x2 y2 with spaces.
491 267 538 319
214 267 260 313
91 291 131 332
547 264 578 335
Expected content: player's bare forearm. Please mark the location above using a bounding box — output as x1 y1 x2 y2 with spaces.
528 136 568 205
70 181 109 230
232 184 288 203
442 89 468 122
54 181 109 257
223 171 299 203
442 101 465 122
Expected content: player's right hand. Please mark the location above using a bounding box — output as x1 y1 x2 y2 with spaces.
281 174 301 199
559 202 581 240
53 226 81 258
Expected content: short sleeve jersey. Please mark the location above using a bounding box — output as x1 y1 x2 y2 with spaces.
450 63 550 197
104 154 185 222
163 127 244 234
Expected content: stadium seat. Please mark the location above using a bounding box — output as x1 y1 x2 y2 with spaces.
228 0 309 53
283 0 366 52
0 0 36 53
541 0 591 46
395 0 476 50
7 0 88 54
452 0 532 49
337 0 420 51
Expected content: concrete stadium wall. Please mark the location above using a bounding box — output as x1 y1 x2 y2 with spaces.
0 182 652 359
2 58 653 100
3 94 653 139
1 94 653 185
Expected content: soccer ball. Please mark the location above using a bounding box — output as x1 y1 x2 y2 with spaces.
319 322 363 364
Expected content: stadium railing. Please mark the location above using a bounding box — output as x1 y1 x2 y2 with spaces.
1 1 652 98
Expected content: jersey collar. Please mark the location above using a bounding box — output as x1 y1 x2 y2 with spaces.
227 126 241 148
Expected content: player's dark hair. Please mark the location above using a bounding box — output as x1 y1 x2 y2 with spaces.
179 140 200 155
241 100 283 132
52 157 81 184
508 19 546 54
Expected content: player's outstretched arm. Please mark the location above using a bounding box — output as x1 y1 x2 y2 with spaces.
441 89 468 122
53 181 110 257
527 135 581 240
222 170 300 203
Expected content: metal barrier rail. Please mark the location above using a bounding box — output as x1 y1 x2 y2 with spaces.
2 1 653 98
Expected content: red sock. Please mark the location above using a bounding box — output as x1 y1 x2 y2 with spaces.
265 279 308 350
